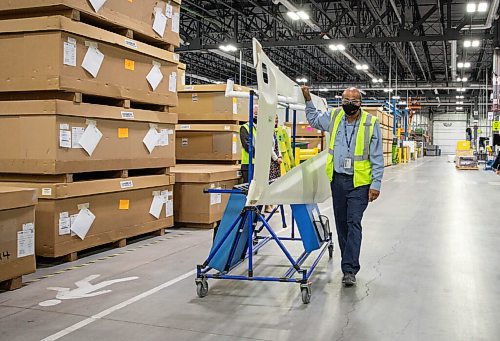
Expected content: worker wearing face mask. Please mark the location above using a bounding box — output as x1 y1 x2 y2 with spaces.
240 104 259 184
302 86 384 288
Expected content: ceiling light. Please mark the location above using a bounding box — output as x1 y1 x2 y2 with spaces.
467 3 476 12
355 64 362 70
457 87 467 92
329 43 346 51
319 88 329 92
378 78 383 82
392 95 401 100
337 44 346 51
457 101 464 104
457 62 464 68
219 44 237 52
478 2 488 12
361 64 369 70
372 78 378 83
462 77 468 82
434 89 439 95
398 101 407 105
287 11 300 20
472 40 480 47
464 40 472 47
456 107 464 110
383 88 394 93
297 11 309 20
456 95 465 99
296 77 307 83
457 77 462 82
464 62 471 68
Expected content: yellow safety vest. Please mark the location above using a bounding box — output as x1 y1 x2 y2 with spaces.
326 108 377 187
275 126 294 173
241 122 257 165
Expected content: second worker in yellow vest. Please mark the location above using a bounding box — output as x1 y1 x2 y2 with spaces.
302 86 384 288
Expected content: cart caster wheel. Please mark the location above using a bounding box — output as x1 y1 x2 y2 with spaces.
196 280 208 298
301 287 311 304
328 244 334 259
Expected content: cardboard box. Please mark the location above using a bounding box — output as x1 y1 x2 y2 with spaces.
177 89 250 122
0 16 178 107
176 124 241 161
383 126 394 140
285 123 324 137
0 187 37 283
177 63 186 92
384 154 392 167
0 100 176 174
0 0 182 47
172 164 241 225
294 137 323 150
383 141 392 154
0 175 173 258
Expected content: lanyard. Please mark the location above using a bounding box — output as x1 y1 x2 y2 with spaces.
344 116 359 153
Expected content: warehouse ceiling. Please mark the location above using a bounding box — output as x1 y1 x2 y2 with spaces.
178 0 499 102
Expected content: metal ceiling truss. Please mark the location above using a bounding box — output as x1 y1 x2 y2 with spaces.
178 0 496 98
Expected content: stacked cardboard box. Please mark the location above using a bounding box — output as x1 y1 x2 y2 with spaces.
0 187 37 290
284 123 325 151
365 108 394 167
173 84 249 228
0 2 180 259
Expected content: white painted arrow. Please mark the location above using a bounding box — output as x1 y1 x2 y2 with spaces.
39 274 138 307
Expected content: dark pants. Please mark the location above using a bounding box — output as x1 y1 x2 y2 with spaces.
331 172 370 274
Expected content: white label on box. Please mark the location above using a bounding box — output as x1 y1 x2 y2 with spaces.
185 85 194 91
157 129 169 146
224 125 230 131
89 0 107 12
70 214 77 237
120 180 134 189
68 37 77 45
173 54 180 62
143 128 159 153
167 129 174 135
233 98 238 114
60 123 70 130
42 188 52 196
166 199 173 217
146 64 163 91
169 72 177 93
121 111 135 119
79 123 103 156
60 129 71 148
181 138 188 146
81 46 104 78
149 194 164 219
210 188 222 206
166 3 173 18
232 141 237 154
59 212 71 236
179 124 190 130
124 39 138 50
172 12 180 33
72 127 85 149
153 8 167 37
17 223 35 258
71 208 96 240
63 42 77 67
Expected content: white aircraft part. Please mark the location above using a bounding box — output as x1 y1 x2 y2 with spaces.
246 38 331 206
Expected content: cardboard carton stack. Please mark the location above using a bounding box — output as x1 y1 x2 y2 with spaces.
365 108 394 167
0 1 181 260
284 123 325 151
0 187 37 290
172 84 248 228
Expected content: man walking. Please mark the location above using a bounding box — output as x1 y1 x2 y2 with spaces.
302 86 384 287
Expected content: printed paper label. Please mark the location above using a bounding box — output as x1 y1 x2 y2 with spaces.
166 3 173 18
58 212 71 236
59 129 71 148
17 223 35 258
42 188 52 196
153 8 167 37
70 208 96 240
121 111 134 119
179 125 191 130
157 129 169 146
79 123 103 156
149 194 164 219
81 46 105 78
63 42 77 67
143 128 160 153
146 64 163 91
210 188 222 205
124 39 138 49
172 12 180 33
169 72 177 93
71 127 85 149
89 0 107 12
120 180 134 189
181 138 188 146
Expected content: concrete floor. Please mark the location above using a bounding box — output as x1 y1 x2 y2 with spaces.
1 157 500 341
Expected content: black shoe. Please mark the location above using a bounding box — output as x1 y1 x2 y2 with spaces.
343 273 356 287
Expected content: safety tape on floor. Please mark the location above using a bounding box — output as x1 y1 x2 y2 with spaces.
24 232 191 285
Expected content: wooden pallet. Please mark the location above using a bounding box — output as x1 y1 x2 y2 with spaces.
0 277 23 291
37 228 168 265
177 221 219 230
0 91 169 113
176 160 241 166
0 7 176 51
0 167 169 183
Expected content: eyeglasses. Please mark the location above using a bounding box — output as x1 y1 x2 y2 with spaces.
342 99 361 105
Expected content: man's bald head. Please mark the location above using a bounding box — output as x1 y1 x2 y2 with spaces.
342 87 362 101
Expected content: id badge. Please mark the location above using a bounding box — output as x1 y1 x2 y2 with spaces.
343 157 353 170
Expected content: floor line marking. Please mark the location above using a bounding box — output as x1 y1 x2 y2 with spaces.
40 270 197 341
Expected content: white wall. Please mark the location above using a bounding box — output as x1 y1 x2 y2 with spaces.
432 112 467 154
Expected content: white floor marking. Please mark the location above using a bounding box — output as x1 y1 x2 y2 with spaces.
40 270 196 341
39 275 139 307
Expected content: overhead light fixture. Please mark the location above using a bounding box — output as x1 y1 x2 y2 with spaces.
398 101 407 105
456 107 464 110
467 3 477 12
464 62 471 68
296 11 309 20
361 64 369 70
462 77 468 82
329 43 345 51
478 2 488 12
219 44 238 52
434 89 439 95
457 62 464 68
378 78 383 82
457 61 471 68
464 40 472 47
457 87 467 92
383 88 394 93
392 95 401 100
335 95 342 99
456 95 465 99
464 39 480 48
472 40 480 47
287 11 300 20
296 77 308 83
355 64 363 70
456 101 464 104
318 88 329 92
372 78 383 83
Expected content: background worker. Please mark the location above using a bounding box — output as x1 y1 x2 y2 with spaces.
240 105 258 184
302 86 384 287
